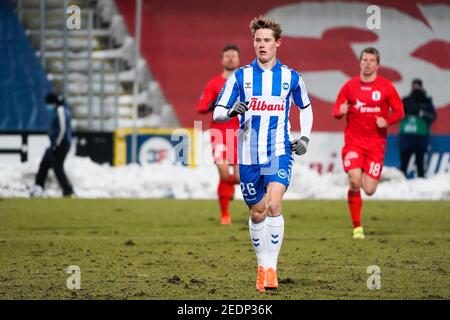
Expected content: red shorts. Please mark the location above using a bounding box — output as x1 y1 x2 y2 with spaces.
341 144 385 180
210 127 238 164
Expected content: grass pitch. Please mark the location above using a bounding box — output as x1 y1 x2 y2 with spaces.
0 198 449 299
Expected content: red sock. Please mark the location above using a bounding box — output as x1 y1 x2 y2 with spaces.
228 174 236 200
347 189 362 228
218 180 234 218
219 196 230 219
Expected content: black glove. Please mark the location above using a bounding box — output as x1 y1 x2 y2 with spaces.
227 101 249 118
291 136 309 156
50 143 58 152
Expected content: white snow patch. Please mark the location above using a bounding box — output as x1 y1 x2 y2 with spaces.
1 157 449 200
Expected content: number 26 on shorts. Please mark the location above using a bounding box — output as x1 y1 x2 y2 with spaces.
240 182 257 197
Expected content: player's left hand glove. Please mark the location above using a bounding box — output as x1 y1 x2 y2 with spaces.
291 136 309 156
227 101 249 118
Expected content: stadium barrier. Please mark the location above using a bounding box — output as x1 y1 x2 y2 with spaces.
0 131 112 165
385 135 450 178
1 130 448 177
113 128 196 167
75 131 114 165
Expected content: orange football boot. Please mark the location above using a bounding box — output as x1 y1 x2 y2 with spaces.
256 266 266 292
221 214 231 225
264 267 278 289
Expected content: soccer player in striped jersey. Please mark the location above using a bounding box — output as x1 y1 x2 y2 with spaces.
214 16 313 292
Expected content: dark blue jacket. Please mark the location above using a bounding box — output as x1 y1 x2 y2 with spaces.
48 104 72 146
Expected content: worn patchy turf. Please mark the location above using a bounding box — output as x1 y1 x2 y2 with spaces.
0 199 449 299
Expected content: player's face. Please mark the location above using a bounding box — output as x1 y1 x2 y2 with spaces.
412 83 423 91
253 29 281 63
221 50 240 71
360 53 379 77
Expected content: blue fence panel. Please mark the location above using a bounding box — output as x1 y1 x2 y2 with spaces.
0 0 52 131
386 135 450 177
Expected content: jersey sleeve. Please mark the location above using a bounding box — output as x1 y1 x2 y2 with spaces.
292 73 311 109
196 79 217 114
333 82 349 118
386 82 405 125
216 73 240 109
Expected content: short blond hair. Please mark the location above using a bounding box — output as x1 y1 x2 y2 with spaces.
249 15 282 40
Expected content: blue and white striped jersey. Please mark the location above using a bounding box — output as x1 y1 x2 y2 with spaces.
216 59 311 165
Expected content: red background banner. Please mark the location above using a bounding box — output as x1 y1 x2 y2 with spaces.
116 0 450 133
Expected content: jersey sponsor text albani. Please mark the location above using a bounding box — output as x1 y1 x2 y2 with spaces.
216 59 310 165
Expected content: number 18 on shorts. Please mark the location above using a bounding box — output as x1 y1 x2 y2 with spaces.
342 146 384 180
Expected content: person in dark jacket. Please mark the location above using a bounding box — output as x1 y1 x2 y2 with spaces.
399 79 436 178
30 93 74 197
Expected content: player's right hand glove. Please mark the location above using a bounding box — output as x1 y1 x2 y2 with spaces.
227 101 249 118
291 136 309 156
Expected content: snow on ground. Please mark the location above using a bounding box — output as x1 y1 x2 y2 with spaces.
0 156 449 200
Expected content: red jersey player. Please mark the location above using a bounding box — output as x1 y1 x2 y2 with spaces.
333 47 404 239
196 44 240 225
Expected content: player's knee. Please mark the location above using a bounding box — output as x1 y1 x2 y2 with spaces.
250 208 265 223
218 171 229 181
349 177 362 190
250 203 266 222
267 201 282 216
364 186 377 196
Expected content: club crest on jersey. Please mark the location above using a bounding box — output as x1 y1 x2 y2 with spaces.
277 169 288 179
249 97 285 111
245 82 252 89
282 82 289 90
372 90 381 101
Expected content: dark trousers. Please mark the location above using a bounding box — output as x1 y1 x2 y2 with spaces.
35 140 74 196
400 150 425 178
